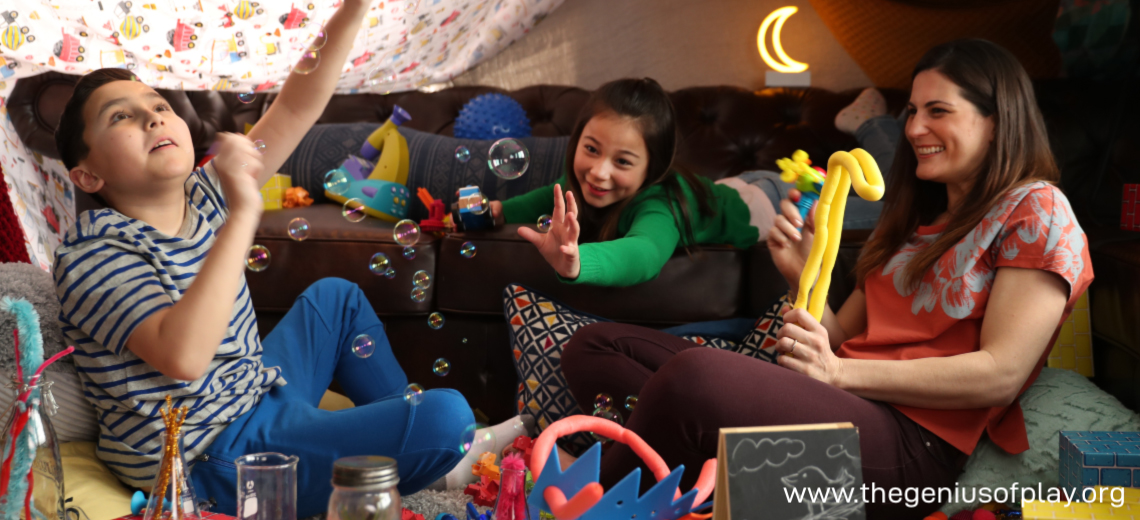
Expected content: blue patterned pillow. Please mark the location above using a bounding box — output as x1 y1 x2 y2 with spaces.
278 125 569 220
503 284 781 456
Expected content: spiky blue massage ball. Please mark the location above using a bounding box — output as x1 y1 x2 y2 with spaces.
454 93 532 140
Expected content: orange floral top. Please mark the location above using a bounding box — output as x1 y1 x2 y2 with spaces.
836 181 1094 455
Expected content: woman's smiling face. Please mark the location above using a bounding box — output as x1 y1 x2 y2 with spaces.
905 69 995 187
573 111 649 208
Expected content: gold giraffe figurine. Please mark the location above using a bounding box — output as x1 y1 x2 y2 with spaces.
792 149 885 322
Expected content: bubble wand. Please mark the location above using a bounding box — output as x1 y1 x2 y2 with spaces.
792 149 885 322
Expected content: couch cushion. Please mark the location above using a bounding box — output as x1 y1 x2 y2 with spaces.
249 205 437 315
436 225 745 324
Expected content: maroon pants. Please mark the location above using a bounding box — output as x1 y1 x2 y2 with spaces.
561 323 969 519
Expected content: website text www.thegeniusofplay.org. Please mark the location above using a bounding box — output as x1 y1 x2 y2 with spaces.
783 483 1126 509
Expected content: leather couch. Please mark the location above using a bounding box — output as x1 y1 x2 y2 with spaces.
9 73 1140 423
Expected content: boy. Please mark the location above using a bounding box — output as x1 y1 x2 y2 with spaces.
51 1 471 515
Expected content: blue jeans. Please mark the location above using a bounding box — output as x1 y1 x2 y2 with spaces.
737 115 902 230
189 278 472 517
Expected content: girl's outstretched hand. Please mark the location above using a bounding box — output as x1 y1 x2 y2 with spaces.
518 184 582 280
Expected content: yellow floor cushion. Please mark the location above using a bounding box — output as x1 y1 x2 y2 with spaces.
61 441 133 520
58 390 354 520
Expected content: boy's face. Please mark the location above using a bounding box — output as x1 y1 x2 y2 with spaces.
72 80 195 201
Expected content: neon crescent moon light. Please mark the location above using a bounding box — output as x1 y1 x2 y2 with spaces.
758 6 809 73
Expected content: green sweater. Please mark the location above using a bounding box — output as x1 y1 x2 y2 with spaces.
501 173 759 287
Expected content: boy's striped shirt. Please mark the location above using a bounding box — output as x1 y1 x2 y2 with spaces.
53 163 282 488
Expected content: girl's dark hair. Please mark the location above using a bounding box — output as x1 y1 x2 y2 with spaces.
564 78 716 244
854 39 1058 291
55 68 141 171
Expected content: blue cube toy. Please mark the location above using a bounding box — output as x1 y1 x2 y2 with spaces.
1059 431 1140 501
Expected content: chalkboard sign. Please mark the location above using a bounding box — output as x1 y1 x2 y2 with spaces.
712 423 865 520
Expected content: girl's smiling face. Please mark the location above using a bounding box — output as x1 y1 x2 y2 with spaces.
905 70 995 187
573 111 649 208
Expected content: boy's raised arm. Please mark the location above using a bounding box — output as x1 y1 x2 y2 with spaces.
248 0 370 185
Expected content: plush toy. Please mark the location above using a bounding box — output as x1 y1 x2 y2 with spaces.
324 106 414 222
0 297 73 520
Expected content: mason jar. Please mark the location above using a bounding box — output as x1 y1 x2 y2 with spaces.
326 455 401 520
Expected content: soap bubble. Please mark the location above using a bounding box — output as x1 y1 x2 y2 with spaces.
411 287 427 302
253 139 266 154
625 395 638 411
412 270 431 289
369 252 391 274
472 194 490 216
323 169 351 195
342 199 368 223
293 50 320 74
367 66 395 87
384 267 397 279
428 312 444 330
309 26 327 50
487 138 530 180
352 334 375 358
287 218 310 241
403 246 416 260
404 383 425 405
405 0 420 14
459 241 477 258
393 219 421 247
455 146 471 163
537 214 552 233
590 406 624 443
246 245 271 272
594 393 613 411
462 338 468 344
432 358 450 376
237 90 256 104
460 423 495 455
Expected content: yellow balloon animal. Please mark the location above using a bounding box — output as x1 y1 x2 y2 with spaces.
792 149 885 322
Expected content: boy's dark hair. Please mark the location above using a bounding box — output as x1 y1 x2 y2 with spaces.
55 68 141 171
564 78 716 245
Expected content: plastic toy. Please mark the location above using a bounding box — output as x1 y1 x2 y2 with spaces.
324 106 413 222
776 149 827 225
0 297 74 520
454 93 532 140
503 435 535 471
527 415 717 520
464 474 500 507
791 149 884 322
283 186 313 208
451 185 494 231
1060 431 1140 500
417 188 453 234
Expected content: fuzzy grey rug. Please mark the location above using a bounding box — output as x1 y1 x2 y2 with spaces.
0 262 72 373
302 489 487 519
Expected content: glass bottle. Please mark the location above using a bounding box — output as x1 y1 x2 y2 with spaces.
0 379 65 520
327 456 401 520
143 431 201 520
492 465 531 520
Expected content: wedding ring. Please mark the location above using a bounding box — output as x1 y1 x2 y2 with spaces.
241 162 248 169
790 339 798 356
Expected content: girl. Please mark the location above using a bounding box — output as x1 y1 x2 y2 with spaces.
489 78 775 287
560 39 1093 519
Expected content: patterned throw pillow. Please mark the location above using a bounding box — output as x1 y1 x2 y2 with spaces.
503 284 786 455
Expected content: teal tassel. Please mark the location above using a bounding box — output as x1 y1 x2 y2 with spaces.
0 297 47 520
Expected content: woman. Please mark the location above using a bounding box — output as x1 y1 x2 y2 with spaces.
560 39 1093 519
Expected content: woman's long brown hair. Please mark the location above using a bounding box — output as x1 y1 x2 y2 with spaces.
854 39 1059 291
563 78 716 244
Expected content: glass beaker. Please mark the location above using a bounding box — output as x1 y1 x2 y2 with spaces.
0 379 65 520
235 452 299 520
144 431 201 520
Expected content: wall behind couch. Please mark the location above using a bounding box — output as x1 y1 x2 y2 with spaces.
453 0 872 92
